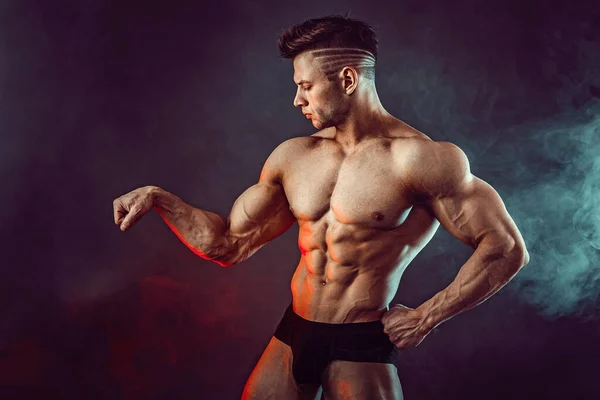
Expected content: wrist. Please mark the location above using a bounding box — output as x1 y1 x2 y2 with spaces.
416 303 440 333
148 186 166 208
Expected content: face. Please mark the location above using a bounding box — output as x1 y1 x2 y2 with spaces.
292 52 351 129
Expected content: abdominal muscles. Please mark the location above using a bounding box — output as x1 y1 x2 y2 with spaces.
290 207 439 323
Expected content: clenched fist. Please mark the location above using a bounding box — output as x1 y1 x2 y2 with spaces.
113 186 159 232
381 304 432 349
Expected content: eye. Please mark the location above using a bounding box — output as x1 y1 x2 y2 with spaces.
303 85 312 91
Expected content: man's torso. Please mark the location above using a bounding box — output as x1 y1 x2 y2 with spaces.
280 120 441 323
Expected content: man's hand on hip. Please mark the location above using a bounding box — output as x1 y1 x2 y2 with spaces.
382 304 431 350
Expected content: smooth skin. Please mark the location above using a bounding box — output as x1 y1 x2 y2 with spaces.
113 50 529 399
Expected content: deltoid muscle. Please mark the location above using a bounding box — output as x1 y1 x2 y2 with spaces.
309 48 377 79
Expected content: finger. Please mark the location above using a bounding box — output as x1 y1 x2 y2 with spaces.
113 200 126 225
397 337 413 349
120 210 140 231
115 210 126 226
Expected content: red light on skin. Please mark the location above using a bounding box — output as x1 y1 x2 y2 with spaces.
154 207 233 267
298 244 308 256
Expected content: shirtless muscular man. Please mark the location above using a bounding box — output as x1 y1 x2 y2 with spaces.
113 15 529 400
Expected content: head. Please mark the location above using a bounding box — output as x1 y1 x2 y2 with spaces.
278 15 379 129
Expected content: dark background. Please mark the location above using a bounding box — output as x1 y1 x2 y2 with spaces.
1 0 600 399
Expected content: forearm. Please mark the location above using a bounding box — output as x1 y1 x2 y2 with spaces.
416 237 529 331
150 187 236 267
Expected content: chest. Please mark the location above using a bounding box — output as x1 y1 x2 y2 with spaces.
283 142 414 228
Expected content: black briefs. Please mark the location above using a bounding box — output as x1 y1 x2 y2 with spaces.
273 303 398 385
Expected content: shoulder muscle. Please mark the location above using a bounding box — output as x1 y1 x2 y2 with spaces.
259 136 315 184
409 141 473 199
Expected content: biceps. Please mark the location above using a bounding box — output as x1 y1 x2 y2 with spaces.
429 177 522 249
228 181 295 246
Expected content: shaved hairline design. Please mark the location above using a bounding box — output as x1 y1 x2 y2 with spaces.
308 48 376 80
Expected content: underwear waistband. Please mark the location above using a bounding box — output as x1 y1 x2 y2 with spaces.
285 303 386 334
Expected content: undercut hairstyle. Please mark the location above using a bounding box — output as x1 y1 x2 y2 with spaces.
278 15 379 81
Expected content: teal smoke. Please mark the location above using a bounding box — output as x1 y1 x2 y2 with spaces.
506 101 600 320
381 15 600 320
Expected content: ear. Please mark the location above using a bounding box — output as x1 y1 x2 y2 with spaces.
340 67 358 95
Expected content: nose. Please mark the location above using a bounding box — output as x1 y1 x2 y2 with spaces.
293 87 307 108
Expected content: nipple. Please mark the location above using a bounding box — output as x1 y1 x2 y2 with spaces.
372 211 384 221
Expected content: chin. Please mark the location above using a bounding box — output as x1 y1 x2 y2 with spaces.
316 121 334 130
310 118 321 129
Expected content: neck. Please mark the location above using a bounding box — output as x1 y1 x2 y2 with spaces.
333 85 391 148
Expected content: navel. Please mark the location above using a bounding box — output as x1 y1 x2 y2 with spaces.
372 211 384 221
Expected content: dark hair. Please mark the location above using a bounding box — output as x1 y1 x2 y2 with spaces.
278 15 379 80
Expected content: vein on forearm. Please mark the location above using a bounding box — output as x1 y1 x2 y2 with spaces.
153 190 234 265
417 236 526 330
